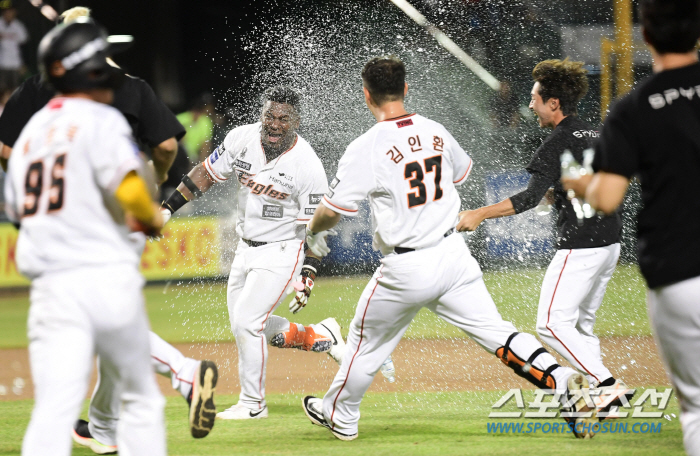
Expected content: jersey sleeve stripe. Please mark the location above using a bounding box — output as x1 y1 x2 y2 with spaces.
203 159 227 183
321 196 358 215
453 158 473 184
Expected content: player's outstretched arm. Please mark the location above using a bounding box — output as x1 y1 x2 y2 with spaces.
457 171 552 231
457 198 516 232
116 171 164 236
161 162 216 222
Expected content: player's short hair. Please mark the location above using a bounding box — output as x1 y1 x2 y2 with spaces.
361 56 406 106
640 0 700 54
262 86 301 114
532 58 588 116
58 6 91 24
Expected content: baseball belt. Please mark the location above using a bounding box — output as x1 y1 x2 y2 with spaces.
242 238 268 248
394 228 455 255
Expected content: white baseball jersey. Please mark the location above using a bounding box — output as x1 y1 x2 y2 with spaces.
323 114 473 254
204 122 328 242
4 97 143 279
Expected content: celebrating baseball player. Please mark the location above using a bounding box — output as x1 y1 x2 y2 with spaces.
300 56 592 441
161 85 346 420
457 58 631 415
0 7 219 452
564 0 700 453
4 19 166 456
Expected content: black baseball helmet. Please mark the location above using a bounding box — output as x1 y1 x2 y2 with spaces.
38 17 132 93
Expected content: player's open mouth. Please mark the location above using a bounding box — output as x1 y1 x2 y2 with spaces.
267 132 282 143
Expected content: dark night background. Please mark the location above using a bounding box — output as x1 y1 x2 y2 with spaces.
8 0 644 267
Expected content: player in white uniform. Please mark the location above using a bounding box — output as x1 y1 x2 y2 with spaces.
4 20 166 456
161 86 346 420
301 56 594 441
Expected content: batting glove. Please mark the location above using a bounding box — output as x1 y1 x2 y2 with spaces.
290 265 317 313
305 228 336 257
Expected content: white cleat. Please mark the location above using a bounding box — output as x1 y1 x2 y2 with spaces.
315 318 345 365
562 373 598 439
216 403 268 420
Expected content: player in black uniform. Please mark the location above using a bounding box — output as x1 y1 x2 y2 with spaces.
0 65 182 185
458 58 630 421
0 7 218 452
564 0 700 453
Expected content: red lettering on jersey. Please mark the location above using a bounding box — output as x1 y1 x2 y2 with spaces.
397 119 413 128
269 190 279 198
47 98 64 110
277 192 289 200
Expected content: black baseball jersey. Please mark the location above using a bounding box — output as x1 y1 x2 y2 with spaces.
514 115 622 249
593 62 700 288
0 74 185 151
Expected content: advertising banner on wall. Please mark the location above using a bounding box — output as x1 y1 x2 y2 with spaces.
0 216 223 288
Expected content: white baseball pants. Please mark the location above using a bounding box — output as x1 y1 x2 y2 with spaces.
536 244 620 385
648 275 700 456
321 234 571 435
87 332 200 445
21 265 165 456
227 239 305 410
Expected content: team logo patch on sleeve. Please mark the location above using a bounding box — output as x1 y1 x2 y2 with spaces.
309 194 323 204
234 159 252 171
210 148 220 164
330 177 340 189
397 118 413 128
262 205 283 218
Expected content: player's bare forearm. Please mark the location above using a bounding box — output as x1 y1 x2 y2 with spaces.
1 144 12 171
584 172 629 214
308 204 341 233
457 198 515 232
151 137 178 185
176 162 215 200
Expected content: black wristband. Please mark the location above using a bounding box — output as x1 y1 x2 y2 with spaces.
301 256 321 279
182 175 203 198
162 189 189 214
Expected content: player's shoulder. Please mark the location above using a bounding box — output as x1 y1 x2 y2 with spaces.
290 133 318 157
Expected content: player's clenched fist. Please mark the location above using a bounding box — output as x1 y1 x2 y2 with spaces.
456 209 485 232
290 264 317 313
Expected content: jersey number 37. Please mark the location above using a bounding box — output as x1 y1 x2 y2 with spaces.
404 155 443 208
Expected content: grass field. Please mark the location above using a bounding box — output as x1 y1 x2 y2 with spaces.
0 264 680 455
0 264 651 348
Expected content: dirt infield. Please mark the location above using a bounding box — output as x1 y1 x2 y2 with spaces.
0 336 669 401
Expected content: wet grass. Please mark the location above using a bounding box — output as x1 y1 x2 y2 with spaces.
0 264 649 348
